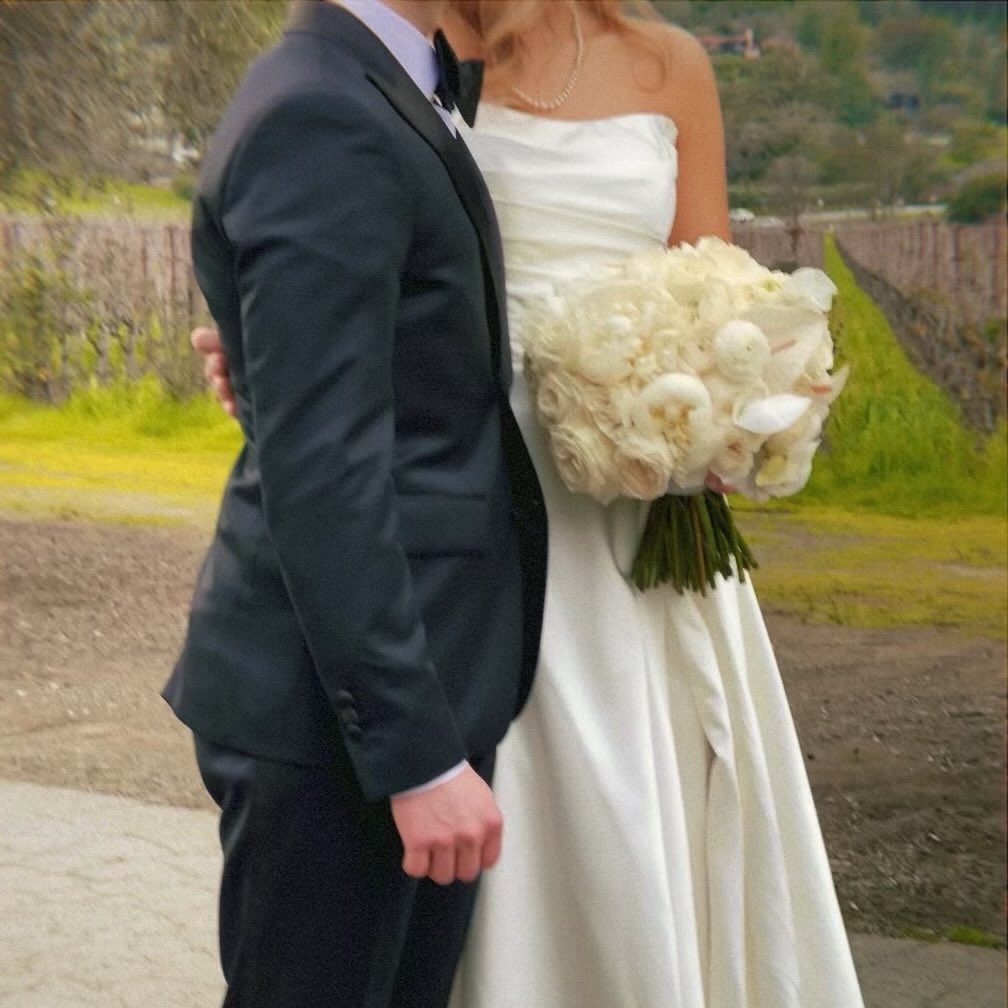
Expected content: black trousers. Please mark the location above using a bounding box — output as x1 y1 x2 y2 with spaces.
194 734 494 1008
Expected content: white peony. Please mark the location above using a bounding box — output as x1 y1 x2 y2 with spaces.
713 320 771 383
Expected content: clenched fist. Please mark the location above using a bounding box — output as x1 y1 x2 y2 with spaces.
390 764 503 885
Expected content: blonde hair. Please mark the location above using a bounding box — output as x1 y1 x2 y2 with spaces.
449 1 662 92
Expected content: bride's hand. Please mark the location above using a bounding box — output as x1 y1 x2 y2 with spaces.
191 326 237 417
704 472 736 495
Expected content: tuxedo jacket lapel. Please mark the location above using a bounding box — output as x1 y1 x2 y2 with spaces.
365 74 509 380
286 2 509 381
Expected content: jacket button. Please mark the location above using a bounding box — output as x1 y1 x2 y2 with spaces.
335 689 353 707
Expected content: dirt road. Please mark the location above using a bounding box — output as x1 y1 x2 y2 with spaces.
0 516 1003 942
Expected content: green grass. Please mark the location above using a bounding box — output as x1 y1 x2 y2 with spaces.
904 925 1004 948
0 379 239 525
735 506 1006 638
0 242 1004 634
1 380 1003 639
0 168 189 218
779 233 1006 517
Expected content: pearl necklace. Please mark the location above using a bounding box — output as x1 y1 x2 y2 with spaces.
510 2 584 112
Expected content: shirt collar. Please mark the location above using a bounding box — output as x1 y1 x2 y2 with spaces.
340 0 439 101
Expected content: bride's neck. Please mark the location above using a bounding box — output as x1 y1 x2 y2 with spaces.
437 6 600 103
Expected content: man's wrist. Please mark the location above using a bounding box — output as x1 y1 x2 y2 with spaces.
392 760 468 798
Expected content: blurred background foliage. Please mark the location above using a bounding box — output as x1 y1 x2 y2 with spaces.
0 1 1003 521
0 0 1003 216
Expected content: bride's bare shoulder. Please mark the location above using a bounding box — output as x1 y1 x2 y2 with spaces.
627 18 721 123
634 18 715 85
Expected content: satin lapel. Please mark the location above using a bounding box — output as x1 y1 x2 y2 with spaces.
449 133 512 386
367 73 508 380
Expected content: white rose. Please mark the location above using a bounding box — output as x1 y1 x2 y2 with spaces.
614 440 673 500
521 304 579 370
549 422 620 503
583 383 635 442
576 347 635 386
535 370 583 425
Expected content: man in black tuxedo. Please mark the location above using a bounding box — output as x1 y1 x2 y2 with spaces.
162 2 547 1005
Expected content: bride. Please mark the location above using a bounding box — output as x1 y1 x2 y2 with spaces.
199 1 866 1004
445 3 864 1006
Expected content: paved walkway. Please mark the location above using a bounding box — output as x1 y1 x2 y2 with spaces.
1 780 1004 1008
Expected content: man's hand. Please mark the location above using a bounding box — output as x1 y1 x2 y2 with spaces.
191 326 237 417
389 764 502 885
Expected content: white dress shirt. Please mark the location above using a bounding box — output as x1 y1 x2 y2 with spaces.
340 0 457 133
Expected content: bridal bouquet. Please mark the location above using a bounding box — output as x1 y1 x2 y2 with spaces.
521 237 847 594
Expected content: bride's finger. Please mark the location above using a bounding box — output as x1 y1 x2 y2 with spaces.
190 326 220 354
205 352 229 378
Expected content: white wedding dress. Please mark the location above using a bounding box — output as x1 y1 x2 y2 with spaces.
449 105 865 1008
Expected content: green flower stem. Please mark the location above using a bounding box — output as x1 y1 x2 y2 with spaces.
689 498 707 595
630 490 758 594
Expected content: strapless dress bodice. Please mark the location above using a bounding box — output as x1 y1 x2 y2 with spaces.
461 104 679 367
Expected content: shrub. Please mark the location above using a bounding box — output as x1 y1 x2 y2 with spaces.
945 173 1007 223
0 216 204 400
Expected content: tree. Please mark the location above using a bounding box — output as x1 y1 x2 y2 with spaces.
150 1 285 149
764 154 817 259
798 1 878 125
0 0 284 183
0 1 158 180
875 13 959 103
946 121 1006 167
853 117 940 206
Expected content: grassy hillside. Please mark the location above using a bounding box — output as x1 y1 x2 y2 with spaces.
766 233 1006 517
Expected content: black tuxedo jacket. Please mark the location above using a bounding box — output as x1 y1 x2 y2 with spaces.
164 2 547 802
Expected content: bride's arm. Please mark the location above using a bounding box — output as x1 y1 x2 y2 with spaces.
659 27 731 246
656 26 734 493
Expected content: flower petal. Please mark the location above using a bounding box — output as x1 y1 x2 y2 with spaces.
734 393 811 434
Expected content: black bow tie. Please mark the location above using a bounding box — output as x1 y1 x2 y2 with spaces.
433 29 483 128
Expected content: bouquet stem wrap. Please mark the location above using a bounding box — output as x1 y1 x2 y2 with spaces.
631 491 757 594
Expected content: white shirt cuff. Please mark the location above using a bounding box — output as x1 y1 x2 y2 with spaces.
393 760 468 798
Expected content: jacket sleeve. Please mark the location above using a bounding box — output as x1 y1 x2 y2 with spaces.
215 89 466 800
